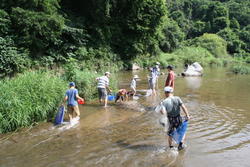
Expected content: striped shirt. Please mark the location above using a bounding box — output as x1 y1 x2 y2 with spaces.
97 76 109 88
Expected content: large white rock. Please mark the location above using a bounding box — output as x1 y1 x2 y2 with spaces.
182 62 203 76
131 63 141 70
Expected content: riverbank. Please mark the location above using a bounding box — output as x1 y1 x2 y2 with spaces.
0 69 118 133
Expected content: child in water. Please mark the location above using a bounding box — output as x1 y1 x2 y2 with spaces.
115 89 128 102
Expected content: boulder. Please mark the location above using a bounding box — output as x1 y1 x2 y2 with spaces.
181 62 203 76
131 63 141 70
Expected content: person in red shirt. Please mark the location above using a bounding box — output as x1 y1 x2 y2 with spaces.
165 65 175 89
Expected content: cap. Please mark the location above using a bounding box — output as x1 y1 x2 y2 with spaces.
156 62 160 65
105 71 110 75
133 75 139 79
167 65 174 70
164 86 173 93
69 82 75 87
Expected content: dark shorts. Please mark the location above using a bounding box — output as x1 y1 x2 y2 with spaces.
98 88 107 99
167 115 182 136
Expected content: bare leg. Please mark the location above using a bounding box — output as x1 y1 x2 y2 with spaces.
99 99 103 104
68 112 73 123
168 135 173 147
104 97 108 107
75 106 80 117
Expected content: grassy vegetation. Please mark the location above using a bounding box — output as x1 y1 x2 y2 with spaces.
0 71 67 133
230 63 250 74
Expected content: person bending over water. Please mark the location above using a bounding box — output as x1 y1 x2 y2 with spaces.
63 82 84 124
161 86 190 150
115 89 128 103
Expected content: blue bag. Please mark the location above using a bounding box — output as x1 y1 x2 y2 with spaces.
170 120 188 144
54 106 65 125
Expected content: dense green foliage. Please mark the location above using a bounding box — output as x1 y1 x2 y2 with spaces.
0 72 67 133
0 0 249 76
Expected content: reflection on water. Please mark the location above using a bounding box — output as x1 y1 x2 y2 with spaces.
0 68 250 167
184 77 202 90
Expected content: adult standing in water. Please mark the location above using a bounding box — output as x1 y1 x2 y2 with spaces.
96 72 112 107
161 86 190 150
153 62 160 89
64 82 84 124
165 65 175 89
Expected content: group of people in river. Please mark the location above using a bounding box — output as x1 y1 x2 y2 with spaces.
63 62 190 151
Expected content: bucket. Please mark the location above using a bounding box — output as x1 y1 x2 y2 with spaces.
77 99 85 104
108 94 115 101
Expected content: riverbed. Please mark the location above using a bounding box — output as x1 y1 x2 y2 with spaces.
0 68 250 167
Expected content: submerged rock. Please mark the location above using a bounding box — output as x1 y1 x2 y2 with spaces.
181 62 203 76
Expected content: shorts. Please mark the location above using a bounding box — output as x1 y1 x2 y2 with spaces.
149 79 156 89
98 88 107 99
167 115 182 136
67 105 80 115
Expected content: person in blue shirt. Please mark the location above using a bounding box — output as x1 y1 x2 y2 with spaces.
63 82 84 123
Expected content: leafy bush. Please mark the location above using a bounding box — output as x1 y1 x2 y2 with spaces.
0 37 30 77
0 9 11 36
11 7 64 54
189 33 228 58
173 46 218 66
0 71 67 133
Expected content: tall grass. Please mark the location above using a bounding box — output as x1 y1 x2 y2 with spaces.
0 71 67 133
231 63 250 74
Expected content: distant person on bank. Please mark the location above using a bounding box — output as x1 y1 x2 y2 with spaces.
63 82 84 123
130 75 139 97
161 86 190 150
165 65 175 89
96 72 112 107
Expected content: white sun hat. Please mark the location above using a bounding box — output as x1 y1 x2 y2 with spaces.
164 86 173 93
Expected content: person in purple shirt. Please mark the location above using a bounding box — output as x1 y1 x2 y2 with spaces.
63 82 84 123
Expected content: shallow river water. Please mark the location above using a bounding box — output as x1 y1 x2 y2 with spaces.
0 68 250 167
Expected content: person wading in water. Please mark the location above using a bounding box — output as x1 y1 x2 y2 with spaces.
165 65 175 89
96 72 112 107
161 86 190 150
63 82 84 124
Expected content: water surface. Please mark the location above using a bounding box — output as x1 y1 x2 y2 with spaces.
0 68 250 167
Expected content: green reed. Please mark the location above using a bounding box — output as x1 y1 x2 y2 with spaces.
0 71 67 133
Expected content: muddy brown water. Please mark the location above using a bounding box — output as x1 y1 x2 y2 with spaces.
0 68 250 167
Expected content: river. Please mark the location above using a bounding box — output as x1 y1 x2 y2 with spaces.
0 68 250 167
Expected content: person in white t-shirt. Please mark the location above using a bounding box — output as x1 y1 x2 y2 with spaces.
96 72 111 107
